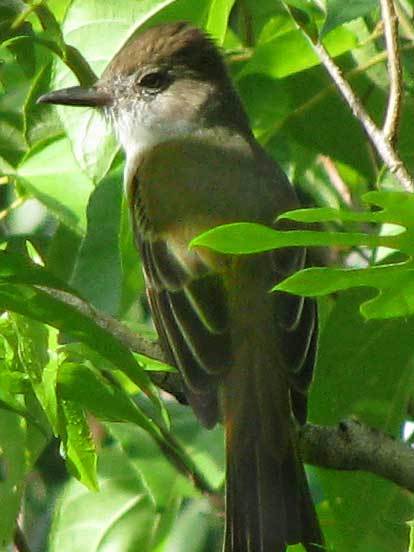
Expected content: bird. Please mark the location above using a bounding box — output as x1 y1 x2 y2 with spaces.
38 21 324 552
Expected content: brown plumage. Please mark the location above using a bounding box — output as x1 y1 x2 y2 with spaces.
38 21 325 552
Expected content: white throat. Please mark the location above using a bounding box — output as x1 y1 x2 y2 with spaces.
112 107 199 195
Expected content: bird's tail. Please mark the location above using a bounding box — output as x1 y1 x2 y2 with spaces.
222 361 324 552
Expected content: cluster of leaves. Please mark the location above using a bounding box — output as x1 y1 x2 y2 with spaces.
1 0 414 551
193 191 414 319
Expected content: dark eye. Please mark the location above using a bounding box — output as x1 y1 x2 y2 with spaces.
139 71 167 90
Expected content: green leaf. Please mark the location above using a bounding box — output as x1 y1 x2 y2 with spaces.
46 0 72 23
0 1 36 77
205 0 236 44
70 167 123 315
49 447 169 552
275 192 414 319
193 191 414 320
35 5 66 55
60 399 98 491
286 545 306 552
119 194 145 316
110 399 225 501
240 25 358 79
0 411 26 547
8 286 159 404
282 1 320 42
0 250 71 289
12 315 59 434
191 222 390 253
163 499 214 552
108 422 195 507
17 138 94 234
274 264 414 320
23 57 62 148
46 223 82 281
106 401 224 549
0 318 48 544
280 191 414 228
58 362 160 437
0 252 160 408
0 109 27 169
322 0 378 37
408 521 414 552
310 289 414 551
0 317 33 420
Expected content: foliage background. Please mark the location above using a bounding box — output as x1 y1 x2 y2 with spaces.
1 0 414 551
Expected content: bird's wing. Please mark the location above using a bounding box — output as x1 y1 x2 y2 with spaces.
136 231 232 428
270 243 318 424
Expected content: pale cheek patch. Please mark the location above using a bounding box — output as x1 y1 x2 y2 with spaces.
114 105 198 198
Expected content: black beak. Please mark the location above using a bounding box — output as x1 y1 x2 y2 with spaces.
37 85 112 107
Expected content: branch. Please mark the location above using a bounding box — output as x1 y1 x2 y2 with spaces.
41 288 163 359
300 419 414 492
307 40 413 192
283 3 414 193
380 0 403 144
39 287 186 402
41 288 414 493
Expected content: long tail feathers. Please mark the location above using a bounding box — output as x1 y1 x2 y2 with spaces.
224 435 324 552
222 362 324 552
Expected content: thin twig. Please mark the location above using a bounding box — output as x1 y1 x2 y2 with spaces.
309 40 413 191
318 155 352 205
261 44 414 145
11 0 44 30
38 287 185 401
40 287 163 360
283 0 414 192
283 3 414 191
380 0 403 144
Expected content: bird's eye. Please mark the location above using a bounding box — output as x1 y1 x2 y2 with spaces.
139 71 167 90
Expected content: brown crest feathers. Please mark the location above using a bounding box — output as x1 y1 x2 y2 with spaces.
102 21 227 82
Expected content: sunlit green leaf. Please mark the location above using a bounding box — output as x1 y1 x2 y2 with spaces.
205 0 236 44
408 520 414 552
194 191 414 320
240 25 357 79
17 138 94 234
12 315 59 434
60 399 98 491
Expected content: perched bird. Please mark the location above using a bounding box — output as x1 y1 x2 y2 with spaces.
39 21 324 552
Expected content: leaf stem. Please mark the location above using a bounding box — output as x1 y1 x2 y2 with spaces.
11 0 44 30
